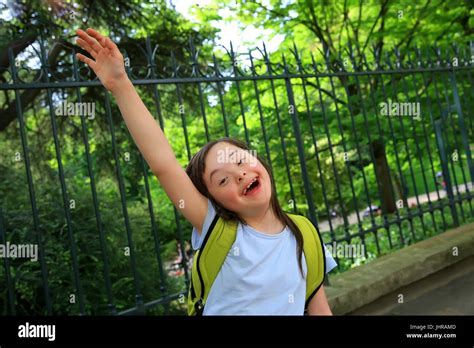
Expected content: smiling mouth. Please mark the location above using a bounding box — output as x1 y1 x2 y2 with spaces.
242 176 261 196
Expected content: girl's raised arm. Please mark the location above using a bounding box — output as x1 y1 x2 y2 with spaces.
75 28 207 234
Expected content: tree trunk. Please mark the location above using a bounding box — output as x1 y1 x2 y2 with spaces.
372 139 397 213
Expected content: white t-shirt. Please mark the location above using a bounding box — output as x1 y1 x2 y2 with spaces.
191 199 337 315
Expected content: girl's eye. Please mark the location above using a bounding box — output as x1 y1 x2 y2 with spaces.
238 159 243 165
219 177 227 185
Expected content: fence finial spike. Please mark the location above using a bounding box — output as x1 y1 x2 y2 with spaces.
292 41 299 56
262 41 269 56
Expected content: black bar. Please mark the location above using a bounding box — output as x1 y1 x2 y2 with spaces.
0 316 472 345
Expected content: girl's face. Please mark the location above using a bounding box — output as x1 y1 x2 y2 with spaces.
203 142 272 216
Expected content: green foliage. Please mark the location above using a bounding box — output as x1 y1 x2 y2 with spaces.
0 156 190 314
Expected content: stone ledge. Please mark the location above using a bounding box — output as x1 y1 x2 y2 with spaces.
325 222 474 315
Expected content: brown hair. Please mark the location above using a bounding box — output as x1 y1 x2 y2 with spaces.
185 137 305 278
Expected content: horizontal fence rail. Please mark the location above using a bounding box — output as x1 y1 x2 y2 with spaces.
0 37 473 315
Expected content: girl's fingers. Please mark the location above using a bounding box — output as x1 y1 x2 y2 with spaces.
85 28 108 48
86 28 122 58
77 28 122 59
76 29 103 53
76 38 98 59
105 37 121 57
76 53 97 71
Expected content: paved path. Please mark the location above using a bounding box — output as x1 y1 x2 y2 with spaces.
318 182 473 233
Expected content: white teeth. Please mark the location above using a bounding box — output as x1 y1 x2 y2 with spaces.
243 177 258 195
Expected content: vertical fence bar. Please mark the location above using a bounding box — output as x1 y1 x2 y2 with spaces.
249 51 273 171
171 52 192 286
42 46 85 313
103 91 144 312
309 62 350 238
377 55 410 246
398 54 432 236
0 208 16 314
7 47 52 314
230 43 250 146
426 47 456 223
189 38 210 143
435 120 460 227
145 37 170 312
460 46 474 138
134 43 175 308
351 50 400 255
411 47 447 230
282 53 317 225
340 46 378 246
362 50 400 250
457 45 474 157
360 52 395 252
393 49 427 236
449 72 474 184
435 48 466 220
384 51 418 242
171 52 191 158
293 45 338 239
212 54 229 137
40 38 86 313
318 52 361 241
262 44 297 214
71 49 116 315
447 67 473 217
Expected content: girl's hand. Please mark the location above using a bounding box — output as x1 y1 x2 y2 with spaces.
75 28 127 92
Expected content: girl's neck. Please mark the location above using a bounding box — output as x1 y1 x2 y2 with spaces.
243 204 285 235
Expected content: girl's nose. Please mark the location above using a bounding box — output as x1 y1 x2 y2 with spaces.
238 172 246 182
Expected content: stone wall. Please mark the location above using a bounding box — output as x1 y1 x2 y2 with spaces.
326 222 474 315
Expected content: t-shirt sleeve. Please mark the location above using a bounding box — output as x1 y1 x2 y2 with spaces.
324 244 338 273
191 198 217 250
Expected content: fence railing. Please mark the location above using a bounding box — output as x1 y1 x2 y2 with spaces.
0 37 473 315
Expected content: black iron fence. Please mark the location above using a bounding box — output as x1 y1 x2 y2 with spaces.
0 37 473 315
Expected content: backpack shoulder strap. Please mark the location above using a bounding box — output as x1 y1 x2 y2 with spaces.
287 214 326 309
187 216 238 315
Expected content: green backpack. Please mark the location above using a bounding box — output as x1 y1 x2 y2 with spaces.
187 213 326 315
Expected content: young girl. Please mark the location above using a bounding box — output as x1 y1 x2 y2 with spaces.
75 28 337 315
